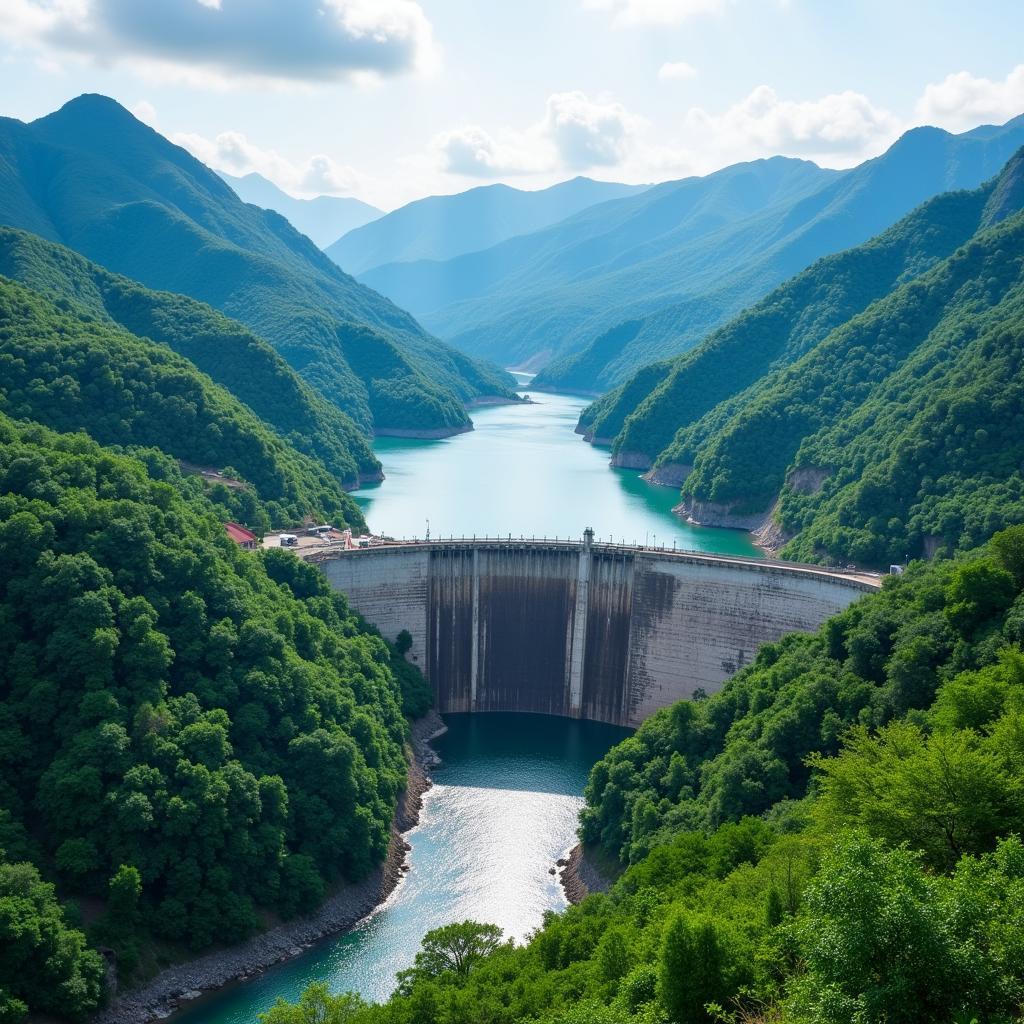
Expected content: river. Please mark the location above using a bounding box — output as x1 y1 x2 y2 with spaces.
174 388 756 1024
172 715 630 1024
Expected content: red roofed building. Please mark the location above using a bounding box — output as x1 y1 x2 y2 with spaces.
224 522 258 550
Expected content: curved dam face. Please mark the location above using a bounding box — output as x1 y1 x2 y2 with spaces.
318 538 877 728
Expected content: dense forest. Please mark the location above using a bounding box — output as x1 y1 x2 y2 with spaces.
0 226 381 488
0 275 366 532
575 149 1024 567
0 413 430 1019
265 528 1024 1024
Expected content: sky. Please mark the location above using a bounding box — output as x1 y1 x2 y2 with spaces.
1 1 1023 210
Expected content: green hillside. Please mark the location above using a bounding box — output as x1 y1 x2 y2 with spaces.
0 274 366 531
0 413 430 1017
573 151 1024 566
0 95 516 435
268 531 1024 1024
600 181 993 463
0 226 381 489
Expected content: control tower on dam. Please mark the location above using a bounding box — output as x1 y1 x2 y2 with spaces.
316 533 879 729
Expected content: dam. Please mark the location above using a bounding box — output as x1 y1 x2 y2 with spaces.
316 532 878 729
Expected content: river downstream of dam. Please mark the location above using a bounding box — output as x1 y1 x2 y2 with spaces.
174 388 756 1023
172 715 630 1024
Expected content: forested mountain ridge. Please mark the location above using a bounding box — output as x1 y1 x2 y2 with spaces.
0 94 516 435
267 530 1024 1024
356 117 1024 385
572 149 1024 567
0 413 431 1018
0 225 381 490
219 171 382 249
328 176 647 276
0 273 367 532
670 156 1024 565
588 175 998 459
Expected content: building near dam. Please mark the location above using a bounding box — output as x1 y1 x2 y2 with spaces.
316 532 878 729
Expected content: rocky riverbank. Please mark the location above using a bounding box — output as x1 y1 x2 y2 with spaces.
558 843 616 905
94 710 447 1024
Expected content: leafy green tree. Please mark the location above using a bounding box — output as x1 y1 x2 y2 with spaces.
398 921 503 990
810 720 1024 870
659 912 728 1024
259 984 368 1024
108 864 142 925
791 832 982 1024
0 858 105 1022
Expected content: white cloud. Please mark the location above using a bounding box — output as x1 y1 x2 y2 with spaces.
686 84 901 160
915 65 1024 132
129 99 157 125
433 90 644 178
433 125 546 177
0 0 438 87
543 91 643 168
173 129 361 197
658 61 697 81
583 0 725 27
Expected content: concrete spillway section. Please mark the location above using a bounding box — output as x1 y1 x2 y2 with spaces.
317 536 879 729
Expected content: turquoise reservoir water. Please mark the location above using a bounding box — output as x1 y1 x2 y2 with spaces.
172 715 631 1023
354 391 759 557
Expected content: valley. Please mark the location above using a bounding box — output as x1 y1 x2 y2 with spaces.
2 13 1024 1022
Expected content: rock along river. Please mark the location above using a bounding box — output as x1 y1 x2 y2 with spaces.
172 387 758 1024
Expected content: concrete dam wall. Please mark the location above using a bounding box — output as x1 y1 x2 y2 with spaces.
318 537 877 729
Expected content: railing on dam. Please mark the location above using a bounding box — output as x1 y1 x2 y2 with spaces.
304 534 882 592
314 533 880 728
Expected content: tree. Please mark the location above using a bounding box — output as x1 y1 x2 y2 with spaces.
810 721 1024 870
399 921 503 990
990 523 1024 588
659 912 728 1024
259 984 367 1024
790 832 974 1024
0 858 105 1022
108 864 142 925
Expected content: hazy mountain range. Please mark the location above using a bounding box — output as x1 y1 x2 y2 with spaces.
219 170 382 249
334 116 1024 390
327 176 647 275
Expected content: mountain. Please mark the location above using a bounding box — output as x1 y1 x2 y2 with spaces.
590 149 1024 567
0 272 366 531
536 118 1024 392
219 170 381 248
355 117 1024 386
0 94 516 436
326 176 647 276
357 156 834 370
0 410 425 1011
0 224 380 490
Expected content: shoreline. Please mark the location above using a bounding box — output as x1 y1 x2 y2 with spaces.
558 843 617 905
94 710 447 1024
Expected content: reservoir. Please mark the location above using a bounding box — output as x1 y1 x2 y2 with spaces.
355 390 760 557
174 389 754 1023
